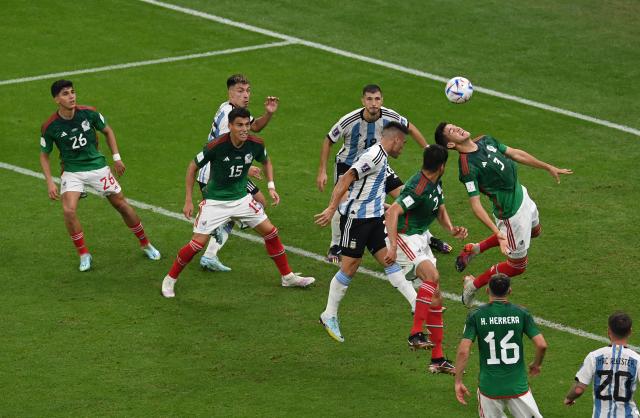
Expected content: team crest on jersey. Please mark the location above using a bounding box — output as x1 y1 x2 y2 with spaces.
81 119 91 132
244 153 253 164
486 145 497 153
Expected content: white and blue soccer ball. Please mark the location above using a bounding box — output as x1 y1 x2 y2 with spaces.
445 76 473 104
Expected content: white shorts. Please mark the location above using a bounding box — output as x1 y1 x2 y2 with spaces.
495 186 539 259
60 166 121 197
478 389 542 418
389 231 437 280
193 194 267 235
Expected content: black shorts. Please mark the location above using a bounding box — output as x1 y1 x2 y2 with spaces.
335 162 403 194
339 215 387 258
198 180 260 196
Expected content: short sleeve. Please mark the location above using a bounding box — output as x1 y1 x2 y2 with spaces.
40 134 53 154
327 120 343 143
350 151 380 180
575 353 595 386
194 144 214 168
383 108 409 128
255 144 268 163
462 311 478 341
459 171 480 198
90 110 107 131
523 310 541 338
397 187 420 212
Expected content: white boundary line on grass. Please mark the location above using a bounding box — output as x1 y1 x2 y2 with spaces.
1 161 633 350
0 41 294 86
137 0 640 137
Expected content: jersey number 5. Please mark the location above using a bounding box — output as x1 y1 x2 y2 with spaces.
484 330 520 365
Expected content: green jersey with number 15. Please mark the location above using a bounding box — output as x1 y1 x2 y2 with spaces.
194 133 268 201
40 106 108 173
463 301 540 398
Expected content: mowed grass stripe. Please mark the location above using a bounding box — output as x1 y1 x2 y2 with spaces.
3 161 632 351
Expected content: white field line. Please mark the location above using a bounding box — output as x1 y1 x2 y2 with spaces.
1 161 631 350
137 0 640 137
0 41 294 86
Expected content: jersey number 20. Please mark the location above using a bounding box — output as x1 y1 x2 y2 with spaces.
596 370 633 402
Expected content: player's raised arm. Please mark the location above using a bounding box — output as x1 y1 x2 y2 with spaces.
251 96 279 132
504 147 573 183
183 160 198 219
317 137 333 191
407 122 428 148
454 338 473 405
315 169 356 226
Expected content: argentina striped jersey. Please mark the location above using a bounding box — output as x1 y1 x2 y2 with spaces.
338 144 387 219
327 106 408 166
575 344 640 418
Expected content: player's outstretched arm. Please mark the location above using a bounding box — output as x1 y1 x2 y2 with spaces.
407 123 428 148
251 96 279 132
316 138 333 192
102 126 126 176
505 147 573 183
384 203 404 264
39 152 59 200
528 334 547 377
564 382 587 406
315 169 355 226
437 205 468 240
262 158 280 206
183 161 198 219
454 339 473 405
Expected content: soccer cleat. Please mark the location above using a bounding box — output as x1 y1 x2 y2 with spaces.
429 236 453 254
161 275 176 298
78 253 92 272
455 243 477 272
142 244 161 260
79 192 88 199
326 245 341 265
281 272 315 288
428 358 456 375
408 332 435 350
462 275 478 308
200 256 231 272
319 312 344 343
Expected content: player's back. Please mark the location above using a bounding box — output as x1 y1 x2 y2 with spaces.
577 345 640 418
339 144 387 219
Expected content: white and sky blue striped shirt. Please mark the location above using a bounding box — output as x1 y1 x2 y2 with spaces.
327 106 408 166
339 144 387 219
576 344 640 418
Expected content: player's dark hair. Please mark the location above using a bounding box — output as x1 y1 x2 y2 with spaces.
362 84 382 96
488 273 511 297
382 121 409 136
227 74 250 89
434 122 448 147
51 79 73 97
609 311 632 339
228 107 251 123
422 144 449 172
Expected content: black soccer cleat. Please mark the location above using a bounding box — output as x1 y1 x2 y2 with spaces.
408 332 435 350
429 236 453 254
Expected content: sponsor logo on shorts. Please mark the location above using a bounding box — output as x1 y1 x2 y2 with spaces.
349 239 357 249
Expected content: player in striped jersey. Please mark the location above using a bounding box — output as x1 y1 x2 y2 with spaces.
196 74 280 273
40 80 161 272
434 122 572 307
565 311 640 417
385 145 468 374
315 122 418 343
317 84 451 264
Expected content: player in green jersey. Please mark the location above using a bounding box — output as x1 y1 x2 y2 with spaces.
39 80 161 272
161 107 314 297
385 144 468 374
434 122 573 307
455 274 547 418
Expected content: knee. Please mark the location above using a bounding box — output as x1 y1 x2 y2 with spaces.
62 206 77 220
531 224 542 238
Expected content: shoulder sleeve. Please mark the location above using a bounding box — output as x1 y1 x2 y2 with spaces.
523 310 541 338
382 107 409 128
351 149 382 180
462 311 478 341
575 352 595 386
255 143 268 163
194 144 214 168
458 156 479 197
396 185 420 212
90 109 107 131
486 135 508 154
327 119 344 143
40 132 53 154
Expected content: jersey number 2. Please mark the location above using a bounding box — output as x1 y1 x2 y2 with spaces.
484 330 520 365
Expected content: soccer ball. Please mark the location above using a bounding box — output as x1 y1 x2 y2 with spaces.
445 76 473 104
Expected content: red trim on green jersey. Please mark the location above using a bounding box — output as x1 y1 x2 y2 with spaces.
75 105 97 111
399 212 410 234
41 112 60 135
415 173 431 195
460 154 470 176
206 133 231 149
246 135 264 145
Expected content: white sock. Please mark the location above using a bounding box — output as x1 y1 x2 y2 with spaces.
202 239 221 258
385 264 417 311
324 271 351 317
330 211 342 247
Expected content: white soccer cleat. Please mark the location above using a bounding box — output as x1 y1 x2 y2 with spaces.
319 312 344 343
200 255 231 272
462 275 478 308
281 272 315 288
161 275 177 298
79 253 92 272
142 244 161 260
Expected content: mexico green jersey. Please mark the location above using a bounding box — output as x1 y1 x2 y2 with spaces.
40 106 108 173
194 133 268 201
458 136 523 219
463 301 540 398
395 171 444 235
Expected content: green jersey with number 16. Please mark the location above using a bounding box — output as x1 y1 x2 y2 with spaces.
40 106 108 173
194 133 268 201
463 301 540 398
458 135 523 219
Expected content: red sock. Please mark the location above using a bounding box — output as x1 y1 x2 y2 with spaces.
168 240 203 279
129 222 150 247
427 305 444 360
70 231 90 255
411 281 437 335
478 234 500 253
473 258 527 289
263 227 292 276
